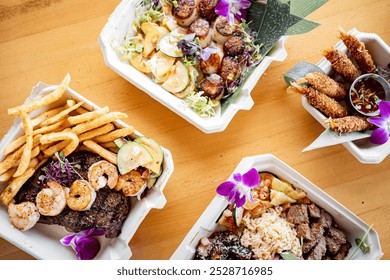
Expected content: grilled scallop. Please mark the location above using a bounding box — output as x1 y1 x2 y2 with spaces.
189 18 213 48
198 0 218 20
220 56 240 84
223 36 245 56
174 0 199 27
199 74 225 100
199 43 224 75
212 15 236 44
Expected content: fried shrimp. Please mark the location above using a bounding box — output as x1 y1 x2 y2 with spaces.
36 181 67 216
8 201 40 231
88 160 119 191
115 169 147 197
305 72 346 100
66 180 96 211
323 48 361 83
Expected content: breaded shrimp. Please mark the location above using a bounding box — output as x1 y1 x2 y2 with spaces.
327 116 374 134
323 48 361 82
305 72 346 100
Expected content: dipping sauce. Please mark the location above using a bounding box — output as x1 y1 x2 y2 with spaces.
350 76 386 115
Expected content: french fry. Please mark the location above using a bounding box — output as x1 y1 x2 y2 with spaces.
40 131 79 157
3 133 41 156
93 126 135 143
78 123 115 142
68 106 110 126
71 112 128 135
42 141 69 157
33 120 66 135
8 73 71 116
75 106 90 115
83 140 117 164
13 112 34 177
0 158 38 182
0 168 35 205
30 104 67 128
37 101 84 127
99 141 118 149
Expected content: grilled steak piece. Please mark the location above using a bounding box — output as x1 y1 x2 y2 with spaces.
319 209 333 229
15 151 131 238
333 242 352 260
296 223 312 240
307 236 327 260
194 231 253 260
325 226 347 254
308 203 321 219
287 204 309 224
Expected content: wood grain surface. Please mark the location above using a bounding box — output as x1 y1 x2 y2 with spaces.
0 0 389 260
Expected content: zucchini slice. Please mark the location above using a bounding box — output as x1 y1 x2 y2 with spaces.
117 142 153 175
162 61 190 93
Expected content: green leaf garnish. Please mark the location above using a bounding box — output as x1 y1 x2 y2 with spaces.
348 224 373 259
280 251 300 260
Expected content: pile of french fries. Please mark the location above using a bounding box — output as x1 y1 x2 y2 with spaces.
0 74 135 206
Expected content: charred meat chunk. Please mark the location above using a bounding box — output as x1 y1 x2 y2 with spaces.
287 204 309 225
223 36 245 56
325 226 347 254
296 223 312 240
319 209 333 229
307 236 327 260
308 203 321 219
333 242 352 260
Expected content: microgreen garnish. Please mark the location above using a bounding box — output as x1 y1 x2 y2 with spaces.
184 91 216 119
134 0 163 28
112 35 143 60
39 151 83 186
216 168 260 208
348 224 373 259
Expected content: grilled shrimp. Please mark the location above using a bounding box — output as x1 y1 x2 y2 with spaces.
212 16 236 44
8 201 40 231
174 0 199 27
198 0 218 20
88 160 119 191
189 18 213 48
220 56 240 83
36 181 67 216
115 169 147 198
223 36 245 56
200 43 224 75
66 180 96 211
199 74 225 100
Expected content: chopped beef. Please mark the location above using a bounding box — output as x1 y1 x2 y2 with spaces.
296 223 312 240
308 203 321 219
319 209 333 229
325 226 347 254
310 222 325 242
287 204 309 224
194 231 253 260
307 236 327 260
333 242 352 260
302 239 317 254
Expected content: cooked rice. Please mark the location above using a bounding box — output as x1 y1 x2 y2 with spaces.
240 207 302 260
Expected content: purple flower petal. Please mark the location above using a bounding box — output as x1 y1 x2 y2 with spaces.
233 172 242 183
368 116 387 128
379 100 390 119
60 233 77 246
216 181 236 196
247 191 255 203
200 46 218 61
241 168 260 188
370 127 389 144
215 0 230 18
228 188 238 203
74 237 101 260
235 193 246 208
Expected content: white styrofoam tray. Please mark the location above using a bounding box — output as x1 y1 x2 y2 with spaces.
302 29 390 164
171 154 383 260
98 0 288 134
0 81 174 260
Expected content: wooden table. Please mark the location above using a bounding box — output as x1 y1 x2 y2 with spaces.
0 0 389 260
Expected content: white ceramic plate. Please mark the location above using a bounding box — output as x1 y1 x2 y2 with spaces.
98 0 288 134
0 81 174 260
171 154 383 260
302 29 390 164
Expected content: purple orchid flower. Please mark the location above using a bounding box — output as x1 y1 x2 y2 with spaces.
200 46 219 61
60 228 106 260
216 168 260 208
367 100 390 144
215 0 252 25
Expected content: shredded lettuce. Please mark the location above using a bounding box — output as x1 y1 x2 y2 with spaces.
185 91 216 118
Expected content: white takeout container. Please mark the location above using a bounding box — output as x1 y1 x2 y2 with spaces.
171 154 383 260
98 0 288 134
302 29 390 164
0 81 174 260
